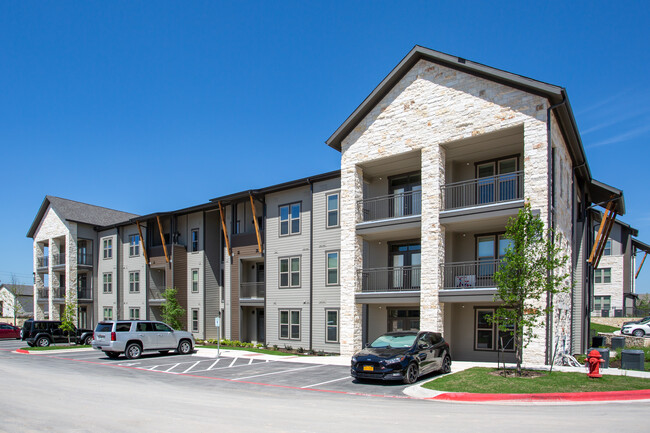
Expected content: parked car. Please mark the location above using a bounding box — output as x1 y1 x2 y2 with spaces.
622 316 650 327
21 319 94 347
0 323 21 339
350 331 451 384
621 317 650 337
92 320 195 359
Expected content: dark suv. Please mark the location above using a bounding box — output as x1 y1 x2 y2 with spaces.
21 319 94 347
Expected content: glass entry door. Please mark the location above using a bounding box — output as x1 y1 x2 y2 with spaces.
390 243 421 290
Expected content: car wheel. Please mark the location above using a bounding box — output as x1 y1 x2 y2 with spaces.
403 363 419 384
84 336 93 346
177 340 192 355
125 343 142 360
633 329 645 337
37 337 50 347
440 355 452 374
105 352 120 359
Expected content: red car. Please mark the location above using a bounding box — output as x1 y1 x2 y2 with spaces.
0 323 21 339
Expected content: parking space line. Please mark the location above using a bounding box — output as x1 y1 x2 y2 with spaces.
235 364 326 380
146 365 159 370
228 358 237 367
206 359 220 370
248 358 253 365
301 376 351 389
165 363 180 372
190 358 276 373
183 361 201 373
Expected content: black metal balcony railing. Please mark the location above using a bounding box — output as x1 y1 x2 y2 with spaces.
443 171 523 210
240 282 266 299
358 190 422 223
37 288 49 298
442 259 502 289
52 253 66 266
77 288 92 299
359 266 421 292
37 256 49 268
77 253 93 266
148 287 165 300
53 287 66 299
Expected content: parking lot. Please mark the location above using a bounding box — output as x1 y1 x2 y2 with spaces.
21 347 422 397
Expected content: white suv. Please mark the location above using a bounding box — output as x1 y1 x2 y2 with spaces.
92 320 195 359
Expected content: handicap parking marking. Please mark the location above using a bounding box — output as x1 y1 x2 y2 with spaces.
234 363 327 380
301 376 352 389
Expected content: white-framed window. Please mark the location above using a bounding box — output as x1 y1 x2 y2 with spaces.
191 229 199 252
103 238 113 259
603 240 612 256
102 273 113 294
129 271 140 293
103 307 113 321
594 296 611 311
326 309 339 343
279 203 301 236
326 251 339 286
192 309 199 332
326 193 339 228
279 309 300 340
594 268 611 284
279 257 300 288
129 234 140 257
129 307 140 320
475 308 514 352
191 269 199 293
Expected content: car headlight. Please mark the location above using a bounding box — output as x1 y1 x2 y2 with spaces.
383 356 406 365
351 356 357 363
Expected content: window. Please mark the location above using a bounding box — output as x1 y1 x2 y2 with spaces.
326 252 339 285
326 193 339 228
191 229 199 252
594 296 611 311
326 310 338 343
279 309 300 340
191 269 199 293
279 203 301 235
129 271 140 293
103 307 113 321
475 308 514 352
129 234 140 256
129 307 140 320
103 238 112 259
192 309 199 332
103 273 113 294
279 257 300 288
603 240 612 256
476 157 518 204
594 268 611 284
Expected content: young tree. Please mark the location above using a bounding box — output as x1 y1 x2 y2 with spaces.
491 203 571 376
59 297 77 345
161 288 185 330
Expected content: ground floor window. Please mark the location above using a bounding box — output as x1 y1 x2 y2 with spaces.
279 309 300 340
192 309 199 332
325 309 338 343
387 308 419 332
594 296 611 311
129 307 140 320
475 308 514 352
103 307 113 321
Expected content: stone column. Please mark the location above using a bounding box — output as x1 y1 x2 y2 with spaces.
48 239 57 320
33 242 45 320
420 145 445 332
339 164 364 355
66 226 79 326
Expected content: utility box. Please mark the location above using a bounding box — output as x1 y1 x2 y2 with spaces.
591 336 604 348
621 350 645 371
588 347 610 368
611 336 626 351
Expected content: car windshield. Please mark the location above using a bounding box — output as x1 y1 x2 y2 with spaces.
369 334 416 349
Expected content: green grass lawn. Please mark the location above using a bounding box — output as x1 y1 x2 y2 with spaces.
591 322 619 334
422 367 650 394
198 345 304 356
21 345 91 351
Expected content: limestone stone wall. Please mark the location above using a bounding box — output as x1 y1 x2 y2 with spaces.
593 255 625 313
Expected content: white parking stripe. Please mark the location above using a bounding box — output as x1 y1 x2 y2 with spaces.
301 376 351 389
248 358 253 365
189 359 276 373
165 363 180 372
182 361 201 373
235 364 325 380
206 359 220 370
146 365 159 370
228 358 237 367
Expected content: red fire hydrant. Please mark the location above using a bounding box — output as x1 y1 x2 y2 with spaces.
586 349 605 378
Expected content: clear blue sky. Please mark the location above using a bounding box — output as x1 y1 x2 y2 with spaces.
2 2 649 292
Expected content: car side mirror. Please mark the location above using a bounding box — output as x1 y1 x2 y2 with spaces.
364 342 370 348
419 344 430 350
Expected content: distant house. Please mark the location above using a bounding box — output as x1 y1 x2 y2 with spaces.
0 283 34 321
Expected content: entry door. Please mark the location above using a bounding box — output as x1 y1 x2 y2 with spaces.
78 306 87 330
390 174 421 217
476 163 495 204
257 309 265 342
390 243 421 290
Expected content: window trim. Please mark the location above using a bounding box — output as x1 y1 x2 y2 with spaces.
129 234 140 257
129 307 140 320
279 309 301 340
192 308 199 332
191 228 199 252
103 307 113 321
474 307 515 352
326 192 340 229
279 202 301 236
129 271 140 293
595 268 612 284
326 251 339 286
103 238 113 260
102 273 113 294
191 269 199 293
279 256 301 288
325 308 339 343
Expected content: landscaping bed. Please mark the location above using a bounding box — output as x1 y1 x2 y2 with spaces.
422 367 650 394
196 339 333 356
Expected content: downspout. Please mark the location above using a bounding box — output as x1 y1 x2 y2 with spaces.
545 97 566 364
116 226 121 320
262 195 267 346
309 180 314 352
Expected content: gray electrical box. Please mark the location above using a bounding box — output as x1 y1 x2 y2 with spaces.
621 350 645 371
611 336 625 351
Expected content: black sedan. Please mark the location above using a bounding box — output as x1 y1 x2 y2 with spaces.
351 331 451 384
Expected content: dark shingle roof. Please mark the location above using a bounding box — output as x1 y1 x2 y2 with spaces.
0 284 33 296
27 196 139 238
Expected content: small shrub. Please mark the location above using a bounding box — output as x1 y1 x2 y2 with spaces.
272 345 278 351
297 347 305 353
284 345 293 351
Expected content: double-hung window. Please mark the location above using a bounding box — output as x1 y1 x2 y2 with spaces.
326 252 339 286
603 240 612 256
103 273 112 294
326 193 339 228
192 309 199 332
103 239 113 259
594 268 611 284
279 309 300 340
129 234 140 256
129 271 140 293
326 310 339 343
129 307 140 320
103 307 113 321
279 257 300 288
280 203 301 236
594 296 611 311
191 229 199 252
191 269 199 293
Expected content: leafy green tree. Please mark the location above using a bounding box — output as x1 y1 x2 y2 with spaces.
6 274 25 325
161 288 185 330
492 203 571 376
59 297 77 345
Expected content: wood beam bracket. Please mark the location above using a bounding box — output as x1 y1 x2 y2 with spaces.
249 193 263 254
218 201 232 257
136 221 149 265
636 252 647 279
156 215 170 264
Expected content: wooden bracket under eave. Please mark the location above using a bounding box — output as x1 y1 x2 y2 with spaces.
218 201 232 257
588 200 616 269
136 221 149 265
636 252 647 279
156 215 170 263
249 193 263 255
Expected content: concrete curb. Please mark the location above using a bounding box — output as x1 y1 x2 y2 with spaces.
426 389 650 402
14 347 95 355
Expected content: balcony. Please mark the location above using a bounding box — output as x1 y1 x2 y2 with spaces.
148 287 166 304
52 253 66 267
358 191 421 222
52 287 66 300
37 256 49 269
240 282 265 299
231 231 264 249
442 171 523 211
359 266 421 293
77 288 92 300
441 259 502 289
37 288 49 299
77 253 93 267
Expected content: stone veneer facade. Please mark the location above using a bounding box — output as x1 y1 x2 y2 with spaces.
338 58 575 364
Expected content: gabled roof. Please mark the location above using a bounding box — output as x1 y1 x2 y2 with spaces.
0 284 33 297
27 196 139 238
325 45 591 183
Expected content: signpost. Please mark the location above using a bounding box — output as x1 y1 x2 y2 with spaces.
215 315 221 357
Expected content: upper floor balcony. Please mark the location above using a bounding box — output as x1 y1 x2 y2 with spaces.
442 171 523 211
358 266 421 293
358 190 422 223
52 287 66 301
52 253 66 268
240 282 265 303
77 253 93 267
37 288 49 299
439 259 502 303
37 256 49 269
77 288 92 301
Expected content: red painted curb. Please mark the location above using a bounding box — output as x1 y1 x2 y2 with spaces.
15 349 30 354
430 388 650 402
